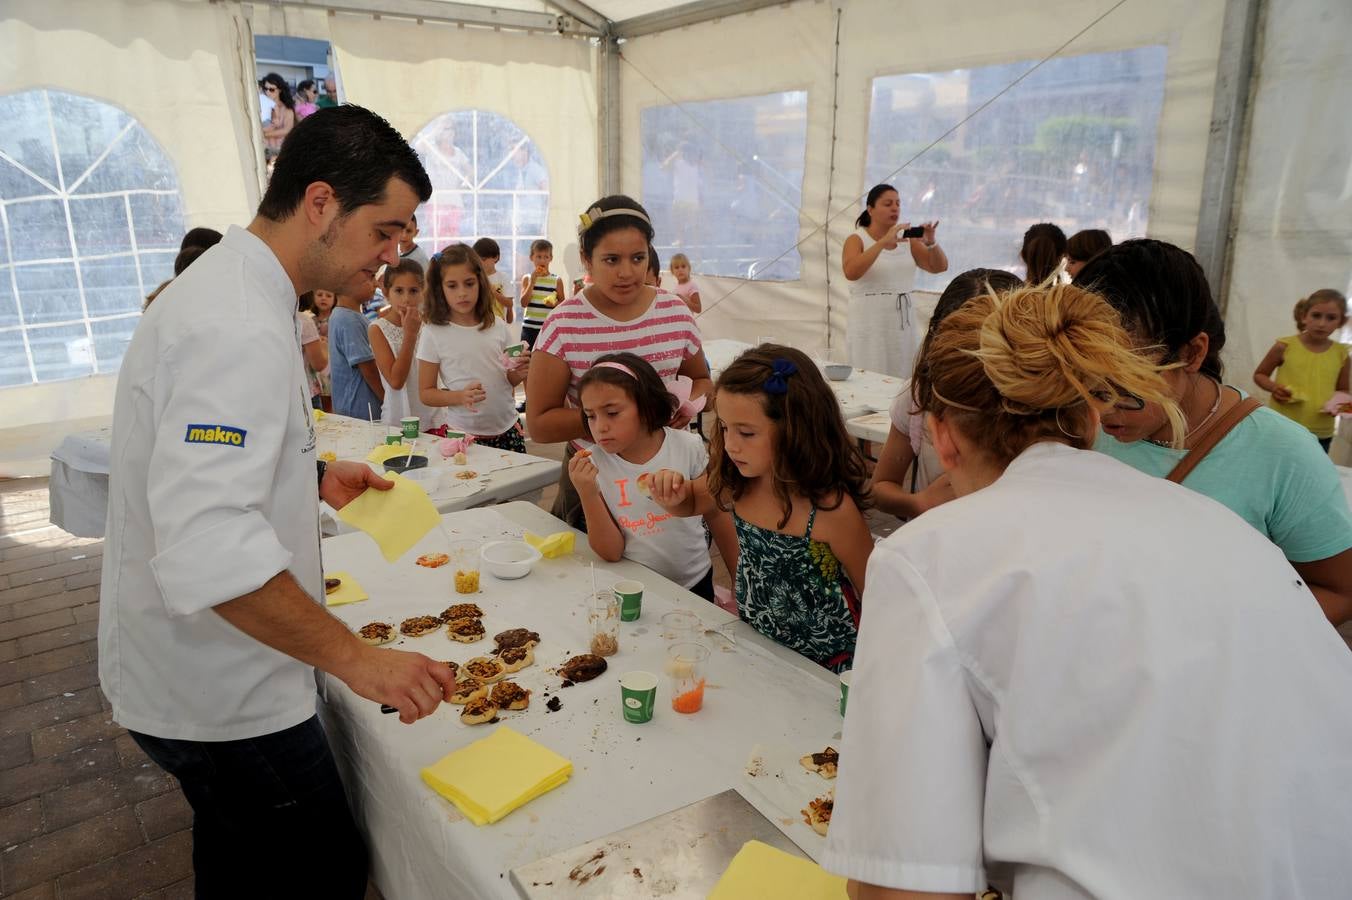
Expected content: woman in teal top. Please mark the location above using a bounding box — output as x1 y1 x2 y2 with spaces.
1075 240 1352 627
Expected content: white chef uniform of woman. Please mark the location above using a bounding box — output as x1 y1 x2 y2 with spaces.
823 444 1352 898
99 226 324 742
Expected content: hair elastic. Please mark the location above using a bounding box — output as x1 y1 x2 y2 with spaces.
593 361 637 378
577 206 653 237
762 359 798 395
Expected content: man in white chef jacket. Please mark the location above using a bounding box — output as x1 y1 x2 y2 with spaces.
99 106 455 899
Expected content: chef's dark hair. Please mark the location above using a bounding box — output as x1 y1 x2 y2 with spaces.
257 105 431 223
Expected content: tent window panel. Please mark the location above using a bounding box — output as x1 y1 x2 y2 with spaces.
866 46 1167 290
641 91 808 282
412 109 550 296
0 88 186 388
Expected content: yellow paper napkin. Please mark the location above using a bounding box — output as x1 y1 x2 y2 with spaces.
336 471 440 562
420 726 572 826
709 841 848 899
524 530 575 559
322 571 367 607
366 443 413 464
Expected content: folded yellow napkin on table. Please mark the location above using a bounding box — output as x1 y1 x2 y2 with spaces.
420 726 572 826
366 443 414 464
709 841 848 899
524 530 575 559
322 571 367 607
336 471 440 562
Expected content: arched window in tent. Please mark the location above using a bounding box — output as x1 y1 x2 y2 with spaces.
0 89 187 387
411 110 549 296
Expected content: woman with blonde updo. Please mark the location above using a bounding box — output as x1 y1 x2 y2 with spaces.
823 283 1352 900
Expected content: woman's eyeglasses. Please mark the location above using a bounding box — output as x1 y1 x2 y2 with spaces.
1088 389 1146 412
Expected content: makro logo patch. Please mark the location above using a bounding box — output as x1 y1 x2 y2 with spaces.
184 424 247 447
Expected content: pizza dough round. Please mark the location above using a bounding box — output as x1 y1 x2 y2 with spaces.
459 696 498 725
463 656 506 684
399 615 443 638
449 680 487 705
495 644 535 673
446 617 486 643
493 628 540 651
799 747 839 780
490 681 530 711
416 553 450 569
440 602 483 623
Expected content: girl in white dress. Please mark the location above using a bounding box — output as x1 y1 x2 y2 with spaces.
841 183 947 376
369 259 440 431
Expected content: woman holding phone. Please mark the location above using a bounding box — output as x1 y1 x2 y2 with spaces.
842 183 947 377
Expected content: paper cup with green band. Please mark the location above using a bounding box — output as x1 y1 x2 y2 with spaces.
619 671 657 723
400 417 420 440
505 341 527 359
384 434 403 445
614 580 644 621
838 669 852 717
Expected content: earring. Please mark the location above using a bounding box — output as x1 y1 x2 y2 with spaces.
1054 407 1079 440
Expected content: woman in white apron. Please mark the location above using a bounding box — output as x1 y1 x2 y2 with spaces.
842 184 948 376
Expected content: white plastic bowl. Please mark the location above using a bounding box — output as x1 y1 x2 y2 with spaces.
400 467 443 492
824 364 853 381
480 540 542 580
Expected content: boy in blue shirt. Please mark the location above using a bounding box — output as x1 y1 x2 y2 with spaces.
329 277 385 418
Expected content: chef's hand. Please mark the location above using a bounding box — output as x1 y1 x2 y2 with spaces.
340 647 456 724
648 469 691 512
321 459 393 510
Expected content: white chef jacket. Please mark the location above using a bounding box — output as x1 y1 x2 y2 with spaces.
823 442 1352 898
99 226 323 742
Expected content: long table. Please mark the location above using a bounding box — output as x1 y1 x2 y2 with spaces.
318 501 843 900
46 413 560 539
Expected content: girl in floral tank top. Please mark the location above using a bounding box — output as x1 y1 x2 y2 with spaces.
649 345 875 672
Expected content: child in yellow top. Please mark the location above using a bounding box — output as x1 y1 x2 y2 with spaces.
1254 289 1349 451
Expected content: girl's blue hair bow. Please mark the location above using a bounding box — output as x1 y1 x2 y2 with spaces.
763 358 798 395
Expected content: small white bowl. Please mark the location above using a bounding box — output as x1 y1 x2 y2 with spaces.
824 364 853 381
480 540 542 580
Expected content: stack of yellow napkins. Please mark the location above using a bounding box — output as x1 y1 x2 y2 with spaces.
420 726 572 826
524 530 575 558
709 841 848 899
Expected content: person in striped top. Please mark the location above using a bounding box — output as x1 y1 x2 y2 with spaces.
519 238 565 348
527 195 712 530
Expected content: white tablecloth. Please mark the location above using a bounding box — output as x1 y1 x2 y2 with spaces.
319 501 843 900
47 413 560 539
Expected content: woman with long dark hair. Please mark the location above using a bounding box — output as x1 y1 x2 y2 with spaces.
841 183 947 377
260 73 297 157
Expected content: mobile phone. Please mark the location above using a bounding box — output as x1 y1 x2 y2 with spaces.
901 226 925 239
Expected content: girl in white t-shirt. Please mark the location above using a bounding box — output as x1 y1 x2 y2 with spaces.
568 353 716 601
370 259 440 430
416 243 530 452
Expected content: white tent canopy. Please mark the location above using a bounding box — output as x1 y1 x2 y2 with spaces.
1 0 1348 438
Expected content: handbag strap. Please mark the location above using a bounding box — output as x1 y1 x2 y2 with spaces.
1166 395 1263 484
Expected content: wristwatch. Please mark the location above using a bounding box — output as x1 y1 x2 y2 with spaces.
316 459 327 491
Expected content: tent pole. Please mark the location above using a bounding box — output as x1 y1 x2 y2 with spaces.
615 0 798 39
823 5 843 351
598 30 621 196
1194 0 1263 315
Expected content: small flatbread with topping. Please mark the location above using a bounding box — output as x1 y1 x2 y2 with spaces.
449 679 487 705
493 628 541 651
495 644 535 673
490 681 530 711
324 577 342 595
399 615 443 637
441 660 460 682
357 622 395 646
799 746 839 780
447 617 486 643
460 696 498 725
635 472 654 497
802 791 833 837
416 552 450 569
558 654 607 683
454 470 478 480
464 656 506 684
440 602 483 623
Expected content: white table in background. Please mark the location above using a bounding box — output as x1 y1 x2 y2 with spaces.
47 413 559 539
318 501 843 900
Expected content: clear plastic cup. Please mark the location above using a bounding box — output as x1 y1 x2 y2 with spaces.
666 642 710 714
448 539 481 595
588 589 619 657
660 610 701 648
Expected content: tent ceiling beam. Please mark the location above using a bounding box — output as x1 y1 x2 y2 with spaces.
262 0 603 36
1194 0 1262 313
542 0 611 34
613 0 791 39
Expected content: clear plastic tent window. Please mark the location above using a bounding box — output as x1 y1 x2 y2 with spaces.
411 109 550 295
865 46 1168 290
0 88 185 388
641 90 808 281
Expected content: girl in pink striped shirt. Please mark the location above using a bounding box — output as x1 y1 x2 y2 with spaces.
527 195 713 530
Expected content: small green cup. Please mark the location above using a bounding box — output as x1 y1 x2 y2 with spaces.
619 671 657 723
400 416 420 440
838 669 853 717
614 580 644 622
505 341 527 359
383 434 403 445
